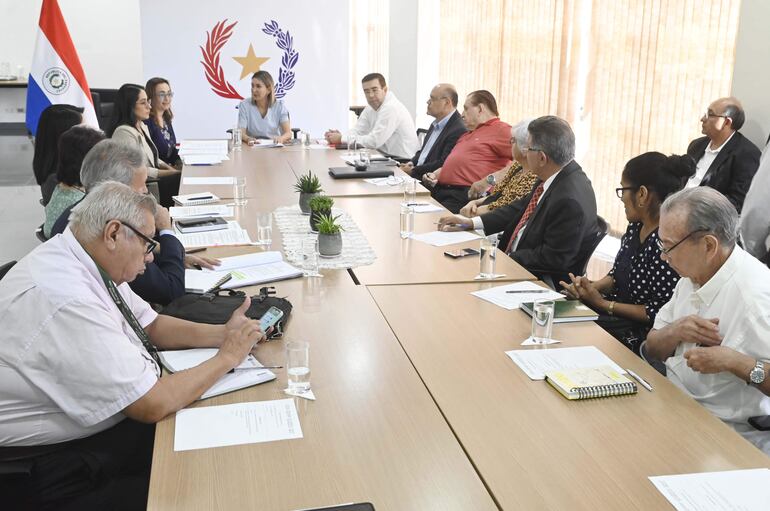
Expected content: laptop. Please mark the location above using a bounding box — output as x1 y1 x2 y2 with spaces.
328 166 395 179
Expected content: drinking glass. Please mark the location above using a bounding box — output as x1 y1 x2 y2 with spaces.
301 237 320 277
403 178 417 205
478 234 498 279
286 341 310 394
233 176 247 206
347 136 357 156
256 212 272 245
357 148 370 168
531 300 555 344
302 131 311 146
232 127 242 150
400 204 414 239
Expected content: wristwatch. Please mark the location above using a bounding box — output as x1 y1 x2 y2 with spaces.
749 360 766 385
486 174 496 186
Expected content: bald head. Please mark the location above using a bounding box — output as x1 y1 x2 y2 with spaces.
426 83 458 119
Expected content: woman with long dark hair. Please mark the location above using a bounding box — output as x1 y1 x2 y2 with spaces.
144 77 180 167
32 104 83 205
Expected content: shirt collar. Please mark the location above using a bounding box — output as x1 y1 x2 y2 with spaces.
473 117 500 131
432 111 455 130
541 169 561 194
706 131 736 154
62 227 108 288
693 245 742 306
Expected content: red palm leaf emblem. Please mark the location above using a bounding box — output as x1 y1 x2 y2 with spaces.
200 20 243 100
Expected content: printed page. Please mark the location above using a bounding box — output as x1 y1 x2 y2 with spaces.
505 346 626 380
649 469 770 511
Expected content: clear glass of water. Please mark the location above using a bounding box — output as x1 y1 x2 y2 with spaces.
256 212 272 245
232 127 242 150
301 237 320 277
478 234 498 278
302 131 311 146
286 340 310 394
403 178 417 205
347 136 357 156
357 148 370 168
531 300 555 344
400 204 414 239
233 176 247 206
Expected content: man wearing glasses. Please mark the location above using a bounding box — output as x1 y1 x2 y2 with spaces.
0 182 265 509
685 97 760 213
644 187 770 454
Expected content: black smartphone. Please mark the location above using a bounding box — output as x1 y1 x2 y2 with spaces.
748 415 770 431
300 504 375 511
443 248 480 258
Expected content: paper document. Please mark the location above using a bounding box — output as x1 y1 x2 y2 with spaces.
174 399 302 451
364 176 405 187
505 345 626 380
175 221 253 248
403 202 444 213
183 176 236 185
184 251 302 293
169 205 233 218
472 281 563 310
181 154 228 165
178 139 229 155
649 469 770 511
253 140 283 148
410 230 480 247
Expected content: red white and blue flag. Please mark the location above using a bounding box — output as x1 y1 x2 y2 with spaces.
26 0 98 136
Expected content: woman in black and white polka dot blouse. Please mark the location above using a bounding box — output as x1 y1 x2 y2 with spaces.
560 152 696 354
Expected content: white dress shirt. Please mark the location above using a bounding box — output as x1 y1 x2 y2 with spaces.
653 246 770 453
346 91 420 159
686 132 736 189
739 142 770 259
0 228 159 446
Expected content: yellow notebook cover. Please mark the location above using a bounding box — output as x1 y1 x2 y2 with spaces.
545 365 638 400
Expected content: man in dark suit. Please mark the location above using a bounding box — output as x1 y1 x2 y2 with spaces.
438 116 598 286
685 97 760 213
400 83 467 181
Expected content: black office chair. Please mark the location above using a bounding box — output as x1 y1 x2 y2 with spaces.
90 88 119 131
35 223 47 243
417 127 428 146
0 260 16 280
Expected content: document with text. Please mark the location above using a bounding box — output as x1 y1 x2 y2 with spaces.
505 345 626 380
472 281 563 310
410 230 480 247
649 469 770 511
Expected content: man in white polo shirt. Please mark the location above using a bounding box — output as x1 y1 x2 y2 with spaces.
645 187 770 454
0 182 264 509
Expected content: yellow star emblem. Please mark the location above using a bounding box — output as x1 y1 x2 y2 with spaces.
232 44 270 80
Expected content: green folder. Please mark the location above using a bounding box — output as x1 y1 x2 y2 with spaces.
520 299 599 323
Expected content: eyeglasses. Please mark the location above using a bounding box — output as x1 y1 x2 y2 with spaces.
656 229 708 255
136 99 149 107
156 91 174 100
521 146 543 154
702 110 728 120
121 221 157 255
615 186 639 198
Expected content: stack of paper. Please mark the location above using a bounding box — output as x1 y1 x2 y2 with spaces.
169 205 234 218
471 281 563 310
173 193 220 206
179 139 229 165
505 345 626 380
649 469 770 511
175 220 252 249
410 230 481 247
184 251 303 293
182 177 235 185
252 140 283 148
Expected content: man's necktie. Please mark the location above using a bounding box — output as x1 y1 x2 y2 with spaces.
506 182 544 254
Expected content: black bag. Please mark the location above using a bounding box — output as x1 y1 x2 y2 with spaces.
160 286 292 339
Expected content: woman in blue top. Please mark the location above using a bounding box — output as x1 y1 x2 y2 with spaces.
237 70 291 144
560 152 696 354
144 77 180 167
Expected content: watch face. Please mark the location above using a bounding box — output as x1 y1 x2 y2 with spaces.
750 364 765 384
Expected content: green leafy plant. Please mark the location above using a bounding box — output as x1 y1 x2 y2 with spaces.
293 170 323 194
316 213 344 235
308 194 334 212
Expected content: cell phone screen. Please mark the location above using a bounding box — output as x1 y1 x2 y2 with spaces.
260 307 284 331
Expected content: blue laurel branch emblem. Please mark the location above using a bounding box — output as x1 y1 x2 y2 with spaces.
262 20 298 99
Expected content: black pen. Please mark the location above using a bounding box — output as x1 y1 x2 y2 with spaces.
506 289 551 294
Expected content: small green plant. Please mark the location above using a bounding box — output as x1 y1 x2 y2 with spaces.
293 170 323 194
316 213 344 235
308 194 334 212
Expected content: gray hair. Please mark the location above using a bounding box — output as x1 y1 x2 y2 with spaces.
70 181 157 242
528 115 575 166
660 187 738 248
80 139 144 191
512 118 534 147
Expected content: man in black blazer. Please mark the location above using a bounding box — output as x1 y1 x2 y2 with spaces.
400 83 467 181
686 97 760 213
438 116 598 286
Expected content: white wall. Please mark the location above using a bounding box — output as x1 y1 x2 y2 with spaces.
731 0 770 149
0 0 143 88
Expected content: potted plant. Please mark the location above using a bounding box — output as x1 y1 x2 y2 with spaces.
293 171 323 215
316 213 344 257
308 195 334 232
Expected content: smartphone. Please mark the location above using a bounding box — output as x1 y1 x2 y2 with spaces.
443 247 480 259
259 306 284 331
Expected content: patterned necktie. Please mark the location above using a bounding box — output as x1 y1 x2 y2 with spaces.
506 182 544 253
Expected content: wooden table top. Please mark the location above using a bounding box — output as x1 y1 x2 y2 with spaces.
368 282 770 510
148 283 496 511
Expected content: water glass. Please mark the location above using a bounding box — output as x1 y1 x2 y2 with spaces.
403 178 417 205
301 237 320 277
400 204 414 239
232 127 242 150
347 136 357 155
256 212 272 245
357 148 370 168
302 131 311 146
478 234 498 278
233 176 247 206
286 340 310 394
531 300 555 344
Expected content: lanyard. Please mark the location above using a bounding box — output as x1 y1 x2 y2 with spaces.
94 262 161 377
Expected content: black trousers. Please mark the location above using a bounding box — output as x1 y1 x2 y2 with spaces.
432 185 471 214
0 419 155 511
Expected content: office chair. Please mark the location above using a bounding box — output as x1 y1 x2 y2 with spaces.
0 260 16 280
90 88 119 131
417 128 428 146
35 223 47 243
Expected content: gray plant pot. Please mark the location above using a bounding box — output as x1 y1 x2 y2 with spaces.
318 232 342 257
299 192 318 215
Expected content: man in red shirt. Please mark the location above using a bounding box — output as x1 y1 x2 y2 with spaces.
422 90 512 213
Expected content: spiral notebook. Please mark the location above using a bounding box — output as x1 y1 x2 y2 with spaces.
545 365 637 400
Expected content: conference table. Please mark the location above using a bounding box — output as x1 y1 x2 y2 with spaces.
148 142 770 510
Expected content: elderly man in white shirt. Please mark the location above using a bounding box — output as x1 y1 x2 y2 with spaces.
0 182 264 510
644 187 770 454
325 72 419 159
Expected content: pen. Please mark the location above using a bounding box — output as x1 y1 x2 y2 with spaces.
626 368 653 392
228 365 283 374
186 247 206 254
407 203 429 206
506 289 551 294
